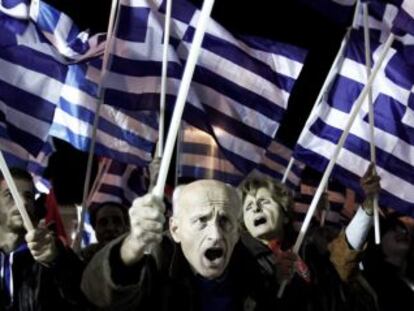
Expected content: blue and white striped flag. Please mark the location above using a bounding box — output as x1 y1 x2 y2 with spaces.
1 0 159 166
294 22 414 216
88 158 148 208
0 134 53 193
102 0 307 175
49 59 159 166
178 122 304 189
178 122 244 185
0 0 105 61
0 0 29 19
293 177 356 231
82 158 148 246
392 0 414 37
355 0 414 46
0 17 64 157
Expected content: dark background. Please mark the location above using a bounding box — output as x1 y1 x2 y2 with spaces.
42 0 349 204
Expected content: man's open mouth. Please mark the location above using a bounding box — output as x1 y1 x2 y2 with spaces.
204 247 224 261
254 217 267 226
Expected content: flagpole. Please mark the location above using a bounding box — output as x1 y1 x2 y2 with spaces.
174 123 184 188
151 0 215 200
0 151 34 231
281 0 362 180
158 0 173 158
278 34 395 298
86 157 111 205
73 0 120 252
281 157 294 184
363 2 381 245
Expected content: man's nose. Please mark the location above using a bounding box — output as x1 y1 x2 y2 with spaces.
206 222 223 241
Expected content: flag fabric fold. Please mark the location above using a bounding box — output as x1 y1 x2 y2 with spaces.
178 122 304 189
88 157 148 208
102 0 307 175
1 0 159 167
294 11 414 216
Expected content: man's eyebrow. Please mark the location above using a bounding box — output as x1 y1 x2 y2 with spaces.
190 211 211 220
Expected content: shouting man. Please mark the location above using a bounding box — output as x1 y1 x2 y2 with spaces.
82 179 279 310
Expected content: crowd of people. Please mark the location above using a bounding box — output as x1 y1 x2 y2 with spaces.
1 165 414 311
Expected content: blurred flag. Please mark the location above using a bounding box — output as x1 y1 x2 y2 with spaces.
250 140 305 191
178 122 244 185
101 0 307 175
293 175 356 231
0 136 53 193
82 157 148 246
88 157 148 208
178 122 304 189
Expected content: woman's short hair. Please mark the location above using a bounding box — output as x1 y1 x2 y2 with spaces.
239 176 294 220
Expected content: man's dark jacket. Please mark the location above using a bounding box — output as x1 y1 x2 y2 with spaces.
0 242 86 311
81 234 280 311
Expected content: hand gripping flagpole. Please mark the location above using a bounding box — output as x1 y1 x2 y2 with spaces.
0 151 34 231
281 0 362 183
363 2 381 245
158 0 173 158
277 33 395 298
73 0 120 252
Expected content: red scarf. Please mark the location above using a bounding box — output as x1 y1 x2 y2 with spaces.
267 239 311 283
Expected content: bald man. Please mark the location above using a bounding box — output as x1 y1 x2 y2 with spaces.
81 180 279 311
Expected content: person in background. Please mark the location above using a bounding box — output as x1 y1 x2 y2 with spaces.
80 201 129 263
0 167 85 311
240 164 381 311
362 211 414 311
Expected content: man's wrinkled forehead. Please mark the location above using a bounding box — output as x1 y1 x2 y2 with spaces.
176 180 240 215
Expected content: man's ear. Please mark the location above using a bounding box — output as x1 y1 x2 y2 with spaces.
169 217 181 243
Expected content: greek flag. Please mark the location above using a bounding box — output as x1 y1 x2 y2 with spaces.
103 0 307 175
49 59 159 166
0 16 64 157
294 1 414 216
88 158 148 208
293 177 356 231
178 122 304 189
0 0 105 61
1 0 159 166
0 135 53 193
